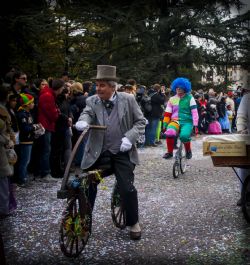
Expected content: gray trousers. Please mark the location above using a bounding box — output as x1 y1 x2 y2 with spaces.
0 177 9 215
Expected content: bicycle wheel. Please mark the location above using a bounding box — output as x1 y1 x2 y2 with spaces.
173 161 180 178
242 175 250 223
180 146 187 174
111 182 126 229
59 194 92 257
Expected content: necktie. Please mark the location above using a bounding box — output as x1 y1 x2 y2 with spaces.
103 100 114 115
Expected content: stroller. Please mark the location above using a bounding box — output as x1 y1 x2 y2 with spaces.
207 104 222 134
198 106 209 134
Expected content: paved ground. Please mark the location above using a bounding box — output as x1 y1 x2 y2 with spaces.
1 135 250 265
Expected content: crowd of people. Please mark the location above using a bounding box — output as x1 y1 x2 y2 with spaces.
0 65 249 241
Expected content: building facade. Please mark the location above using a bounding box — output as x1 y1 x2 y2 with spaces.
200 65 250 89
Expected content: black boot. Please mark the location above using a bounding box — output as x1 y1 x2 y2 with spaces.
186 150 192 159
163 152 173 159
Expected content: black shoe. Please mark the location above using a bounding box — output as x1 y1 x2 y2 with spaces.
151 143 158 147
237 198 242 206
163 153 173 159
17 181 30 188
186 150 192 159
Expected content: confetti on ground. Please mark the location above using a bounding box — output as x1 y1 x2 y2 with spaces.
1 136 250 264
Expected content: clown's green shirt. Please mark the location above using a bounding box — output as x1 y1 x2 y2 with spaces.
179 94 196 124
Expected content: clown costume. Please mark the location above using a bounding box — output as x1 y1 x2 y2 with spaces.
162 77 198 159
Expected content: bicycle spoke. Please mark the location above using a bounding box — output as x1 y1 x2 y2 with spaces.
73 202 77 217
75 237 79 254
69 237 75 256
115 207 122 220
122 209 126 225
62 229 71 238
118 208 123 225
64 236 71 249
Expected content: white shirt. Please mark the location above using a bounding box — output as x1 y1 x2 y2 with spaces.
236 92 250 132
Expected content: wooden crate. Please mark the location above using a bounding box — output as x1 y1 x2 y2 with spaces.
212 145 250 167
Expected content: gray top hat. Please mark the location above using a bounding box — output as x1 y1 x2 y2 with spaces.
92 65 119 81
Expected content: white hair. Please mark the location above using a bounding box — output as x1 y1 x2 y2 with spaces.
107 81 118 90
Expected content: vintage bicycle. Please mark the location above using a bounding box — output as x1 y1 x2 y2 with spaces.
166 126 197 179
57 125 126 258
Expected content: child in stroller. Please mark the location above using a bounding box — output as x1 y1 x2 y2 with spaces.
207 103 222 134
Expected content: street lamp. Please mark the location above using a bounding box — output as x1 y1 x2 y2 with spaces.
65 47 75 72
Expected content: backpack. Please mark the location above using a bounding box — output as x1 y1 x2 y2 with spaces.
140 92 157 114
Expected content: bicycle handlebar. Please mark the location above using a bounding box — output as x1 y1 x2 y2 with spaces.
72 124 107 130
88 125 107 130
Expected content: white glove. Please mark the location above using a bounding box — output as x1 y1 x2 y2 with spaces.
34 124 45 138
75 120 89 131
120 137 132 152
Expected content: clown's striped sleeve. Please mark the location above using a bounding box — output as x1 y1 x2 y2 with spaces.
163 101 172 124
190 96 199 126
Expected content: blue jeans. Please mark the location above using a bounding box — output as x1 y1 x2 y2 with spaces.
145 118 159 145
74 141 84 166
18 144 33 183
64 128 72 167
40 130 51 177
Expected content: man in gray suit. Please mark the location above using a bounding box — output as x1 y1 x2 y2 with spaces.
75 65 146 240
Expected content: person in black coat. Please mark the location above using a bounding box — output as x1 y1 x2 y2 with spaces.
144 84 166 146
50 87 73 178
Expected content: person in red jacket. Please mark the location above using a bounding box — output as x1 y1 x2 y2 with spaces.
37 79 64 182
